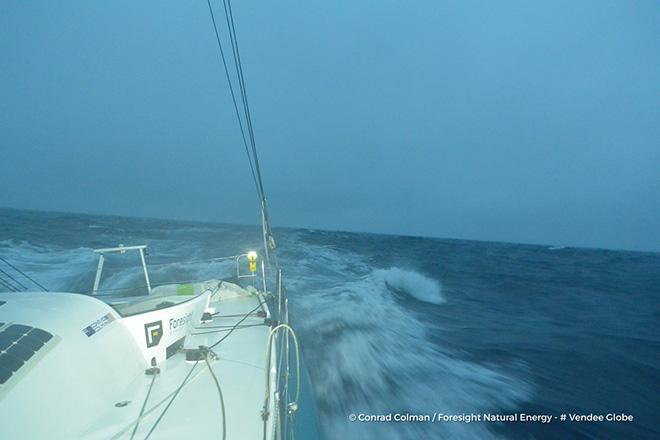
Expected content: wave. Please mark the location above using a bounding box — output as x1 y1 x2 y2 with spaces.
283 241 531 439
0 238 237 295
374 267 445 305
0 239 96 292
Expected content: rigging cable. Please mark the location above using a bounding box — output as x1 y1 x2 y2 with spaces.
0 256 48 291
0 276 18 292
206 0 261 200
205 0 278 266
225 0 279 262
0 267 27 291
221 0 264 197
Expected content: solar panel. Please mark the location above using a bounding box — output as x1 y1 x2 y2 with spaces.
4 324 32 336
0 324 53 385
0 332 16 351
0 366 10 384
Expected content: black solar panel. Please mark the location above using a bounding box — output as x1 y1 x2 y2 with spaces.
18 334 46 352
0 366 10 384
0 332 16 351
0 324 53 385
4 324 32 336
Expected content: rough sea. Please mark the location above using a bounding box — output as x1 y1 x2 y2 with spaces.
1 208 659 439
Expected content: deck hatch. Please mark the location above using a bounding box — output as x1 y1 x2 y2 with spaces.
0 324 53 384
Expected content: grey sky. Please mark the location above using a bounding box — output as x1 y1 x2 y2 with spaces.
1 0 659 252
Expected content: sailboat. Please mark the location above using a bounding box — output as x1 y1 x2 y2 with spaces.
0 1 315 439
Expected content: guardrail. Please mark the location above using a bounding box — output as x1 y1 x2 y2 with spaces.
92 245 151 295
90 245 268 296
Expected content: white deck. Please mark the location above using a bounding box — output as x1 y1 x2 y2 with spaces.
0 284 279 440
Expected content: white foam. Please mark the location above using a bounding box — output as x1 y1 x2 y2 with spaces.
0 239 96 291
373 267 445 305
0 238 237 295
281 240 531 439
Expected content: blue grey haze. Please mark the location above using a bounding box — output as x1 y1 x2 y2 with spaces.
1 1 659 252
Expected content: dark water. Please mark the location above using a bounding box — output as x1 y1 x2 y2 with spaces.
1 208 659 439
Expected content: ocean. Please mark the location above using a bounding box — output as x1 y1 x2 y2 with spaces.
1 208 659 439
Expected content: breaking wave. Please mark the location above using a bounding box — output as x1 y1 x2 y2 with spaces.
374 267 445 305
0 239 96 292
283 242 531 439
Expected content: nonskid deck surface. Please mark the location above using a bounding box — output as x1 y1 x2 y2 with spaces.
103 292 276 440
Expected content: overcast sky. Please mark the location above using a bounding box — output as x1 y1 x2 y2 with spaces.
1 1 659 252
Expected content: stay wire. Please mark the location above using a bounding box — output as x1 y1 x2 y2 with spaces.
226 0 278 264
0 267 27 291
222 0 266 198
0 257 48 291
221 1 254 154
0 276 18 292
206 0 261 200
212 0 279 264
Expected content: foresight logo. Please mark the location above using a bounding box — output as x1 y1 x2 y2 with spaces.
144 320 163 348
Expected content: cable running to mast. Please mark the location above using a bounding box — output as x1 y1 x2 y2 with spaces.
205 0 277 266
205 0 259 200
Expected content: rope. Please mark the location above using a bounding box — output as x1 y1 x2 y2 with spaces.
142 361 199 440
140 295 267 438
129 374 157 440
101 285 289 439
205 352 227 440
196 321 264 329
208 296 270 350
192 323 266 336
210 312 263 318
